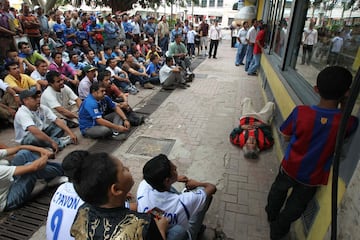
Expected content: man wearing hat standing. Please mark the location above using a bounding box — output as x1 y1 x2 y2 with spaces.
78 65 98 99
104 13 119 49
14 88 78 153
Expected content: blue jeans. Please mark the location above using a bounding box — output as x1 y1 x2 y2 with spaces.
160 36 169 53
247 53 261 74
235 43 247 65
167 225 187 240
5 150 64 211
21 122 64 148
245 44 254 71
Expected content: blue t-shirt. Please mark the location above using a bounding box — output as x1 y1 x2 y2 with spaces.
146 62 160 77
64 26 77 43
86 23 102 44
78 94 116 134
76 30 88 42
53 23 66 41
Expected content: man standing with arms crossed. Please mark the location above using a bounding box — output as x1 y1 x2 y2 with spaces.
245 19 258 72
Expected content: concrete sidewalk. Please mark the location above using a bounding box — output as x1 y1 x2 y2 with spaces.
26 39 280 240
112 40 279 239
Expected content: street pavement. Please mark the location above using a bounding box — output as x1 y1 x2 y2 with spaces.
2 39 280 240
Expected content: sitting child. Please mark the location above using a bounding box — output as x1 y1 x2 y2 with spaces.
62 150 168 239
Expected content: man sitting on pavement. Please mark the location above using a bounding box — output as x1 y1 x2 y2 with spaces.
4 61 42 93
230 97 275 159
106 58 138 94
122 53 154 89
78 82 130 140
18 41 49 70
97 70 144 126
30 59 49 90
168 34 193 77
41 71 82 128
137 154 217 240
48 51 79 93
0 144 64 211
159 57 190 90
14 88 78 153
78 65 98 100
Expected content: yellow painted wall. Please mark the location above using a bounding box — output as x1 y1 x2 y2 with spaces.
261 55 347 240
256 0 265 20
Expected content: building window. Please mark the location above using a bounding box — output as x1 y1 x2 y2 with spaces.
266 0 360 91
217 0 223 7
201 0 207 7
209 0 215 7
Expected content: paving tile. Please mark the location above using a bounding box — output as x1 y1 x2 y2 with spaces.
226 202 249 214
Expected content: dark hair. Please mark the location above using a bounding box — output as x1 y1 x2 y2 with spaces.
143 154 172 191
106 57 116 66
150 53 158 62
18 41 29 50
165 56 173 64
174 33 182 39
40 44 49 52
317 66 352 100
62 151 118 206
97 70 111 82
46 70 61 83
251 18 257 24
104 46 112 52
51 51 62 59
5 61 19 70
34 59 47 67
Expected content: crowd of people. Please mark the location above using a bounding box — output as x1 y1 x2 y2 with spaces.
0 1 220 239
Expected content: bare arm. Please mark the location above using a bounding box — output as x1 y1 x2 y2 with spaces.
96 117 128 132
13 156 48 176
54 106 78 119
185 179 217 196
54 118 78 144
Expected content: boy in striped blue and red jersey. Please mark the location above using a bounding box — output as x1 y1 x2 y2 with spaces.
266 66 358 240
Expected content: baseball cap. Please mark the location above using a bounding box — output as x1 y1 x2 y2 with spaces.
83 65 97 72
90 16 96 22
20 87 41 101
34 5 40 11
65 41 73 47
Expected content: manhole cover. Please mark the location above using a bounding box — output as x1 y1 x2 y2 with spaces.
126 136 176 157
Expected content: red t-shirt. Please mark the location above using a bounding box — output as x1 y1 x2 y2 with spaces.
253 29 265 54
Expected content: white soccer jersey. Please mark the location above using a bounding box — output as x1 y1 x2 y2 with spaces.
46 182 84 240
137 180 207 229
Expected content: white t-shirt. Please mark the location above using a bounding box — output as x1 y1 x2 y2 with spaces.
159 64 174 84
246 26 257 44
14 105 57 143
0 79 9 91
0 149 16 212
106 66 124 79
187 30 196 44
237 27 248 44
78 76 97 100
137 180 207 229
331 36 343 53
30 70 47 81
41 85 78 119
46 182 84 240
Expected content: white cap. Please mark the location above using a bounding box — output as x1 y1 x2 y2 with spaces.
34 5 41 11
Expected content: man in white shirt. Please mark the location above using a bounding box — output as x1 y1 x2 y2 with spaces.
235 21 249 66
0 144 63 212
41 71 81 128
245 19 258 71
208 20 221 59
14 88 78 153
327 31 343 66
137 154 217 240
301 22 318 65
30 59 49 90
159 57 189 90
78 65 98 99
